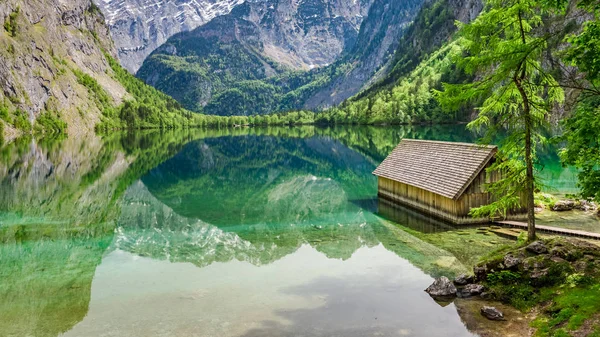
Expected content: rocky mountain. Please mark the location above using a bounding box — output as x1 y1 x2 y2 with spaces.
0 0 211 141
0 0 123 138
96 0 244 73
302 0 426 109
137 0 424 115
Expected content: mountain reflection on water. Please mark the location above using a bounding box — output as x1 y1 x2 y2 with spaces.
0 126 568 337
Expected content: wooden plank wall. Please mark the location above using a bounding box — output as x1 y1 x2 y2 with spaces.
376 159 526 224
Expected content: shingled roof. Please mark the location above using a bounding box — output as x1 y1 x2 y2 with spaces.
373 139 498 200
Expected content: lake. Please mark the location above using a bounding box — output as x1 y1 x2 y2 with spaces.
0 125 580 337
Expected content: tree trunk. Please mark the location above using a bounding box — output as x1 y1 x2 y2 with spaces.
516 9 536 241
524 106 536 241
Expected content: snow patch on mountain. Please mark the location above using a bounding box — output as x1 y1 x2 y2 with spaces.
96 0 245 72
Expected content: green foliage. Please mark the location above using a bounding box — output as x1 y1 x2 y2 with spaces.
73 69 112 110
479 239 600 336
136 33 287 113
532 284 600 336
560 3 600 202
483 267 552 310
99 54 203 130
487 270 522 284
560 100 600 201
435 0 567 234
0 101 9 121
3 7 19 38
13 110 30 132
34 112 67 134
205 81 281 116
535 192 558 208
312 42 469 125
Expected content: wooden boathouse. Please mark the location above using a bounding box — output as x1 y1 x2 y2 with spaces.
373 139 526 224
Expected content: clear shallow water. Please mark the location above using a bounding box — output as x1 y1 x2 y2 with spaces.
0 126 579 337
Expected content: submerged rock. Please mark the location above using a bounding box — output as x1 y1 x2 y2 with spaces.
552 200 575 212
454 274 475 286
481 306 505 321
526 241 548 255
425 277 457 297
461 284 485 297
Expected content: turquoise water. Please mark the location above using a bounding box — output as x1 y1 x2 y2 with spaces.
0 126 574 336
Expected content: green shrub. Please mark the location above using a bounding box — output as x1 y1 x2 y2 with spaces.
487 270 522 284
35 112 67 134
0 102 9 121
4 7 19 37
0 121 4 146
13 110 30 131
73 69 112 109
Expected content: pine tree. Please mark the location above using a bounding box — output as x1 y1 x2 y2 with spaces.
436 0 566 241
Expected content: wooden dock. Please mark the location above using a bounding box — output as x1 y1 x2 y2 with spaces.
495 220 600 240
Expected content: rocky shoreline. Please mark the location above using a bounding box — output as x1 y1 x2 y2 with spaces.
425 237 600 336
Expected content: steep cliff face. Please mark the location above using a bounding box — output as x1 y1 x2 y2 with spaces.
369 0 483 92
235 0 373 70
0 0 127 137
302 0 425 109
96 0 244 73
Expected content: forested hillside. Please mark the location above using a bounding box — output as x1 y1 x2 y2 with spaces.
321 0 590 125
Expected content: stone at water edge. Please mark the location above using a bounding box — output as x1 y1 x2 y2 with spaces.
454 274 475 286
526 241 548 255
461 284 485 297
425 277 457 297
481 306 505 321
552 200 576 212
576 200 597 212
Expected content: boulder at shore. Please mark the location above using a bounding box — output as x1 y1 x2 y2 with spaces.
552 200 575 212
461 284 485 297
425 277 457 297
454 274 475 286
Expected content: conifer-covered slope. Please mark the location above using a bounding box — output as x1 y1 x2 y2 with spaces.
323 0 584 125
136 0 424 115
